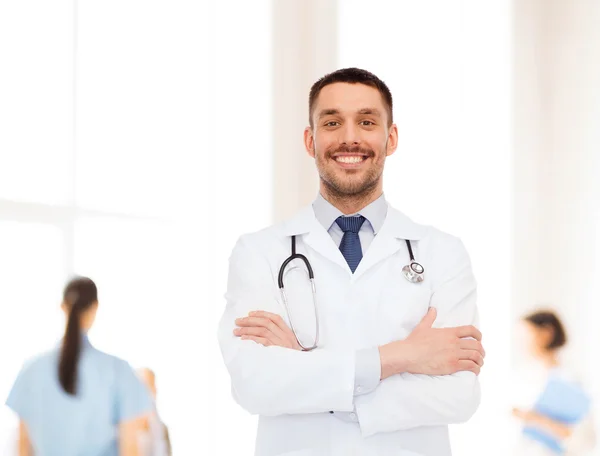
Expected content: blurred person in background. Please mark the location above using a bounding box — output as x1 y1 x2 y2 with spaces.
136 368 171 456
512 310 596 455
5 276 153 456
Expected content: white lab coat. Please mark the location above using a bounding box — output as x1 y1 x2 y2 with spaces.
218 203 481 456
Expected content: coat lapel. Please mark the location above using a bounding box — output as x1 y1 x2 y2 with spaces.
281 203 429 279
282 205 351 274
352 205 429 281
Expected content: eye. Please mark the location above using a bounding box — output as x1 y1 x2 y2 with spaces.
325 121 340 127
360 120 375 126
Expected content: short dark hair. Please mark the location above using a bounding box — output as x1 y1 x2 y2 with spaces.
308 67 393 127
524 310 567 350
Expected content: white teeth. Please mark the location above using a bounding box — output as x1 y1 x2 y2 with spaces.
335 156 364 164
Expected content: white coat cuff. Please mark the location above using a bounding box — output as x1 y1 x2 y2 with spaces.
354 348 381 396
331 407 360 424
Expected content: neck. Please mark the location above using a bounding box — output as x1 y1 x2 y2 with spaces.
540 351 559 369
320 181 383 215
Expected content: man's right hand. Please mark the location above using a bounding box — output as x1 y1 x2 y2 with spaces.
378 307 485 380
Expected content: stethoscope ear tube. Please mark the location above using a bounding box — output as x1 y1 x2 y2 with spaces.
278 236 314 288
278 235 319 351
405 239 415 262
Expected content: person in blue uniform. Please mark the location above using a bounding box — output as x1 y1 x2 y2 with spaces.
5 276 153 456
512 310 596 455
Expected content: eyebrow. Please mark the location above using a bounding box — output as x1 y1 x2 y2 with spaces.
318 109 340 119
318 108 382 119
357 108 382 117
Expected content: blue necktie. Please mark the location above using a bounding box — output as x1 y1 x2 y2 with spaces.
336 216 366 273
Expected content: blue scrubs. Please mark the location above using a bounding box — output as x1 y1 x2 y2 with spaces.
5 337 152 456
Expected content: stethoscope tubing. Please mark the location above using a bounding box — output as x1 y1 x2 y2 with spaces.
278 236 424 351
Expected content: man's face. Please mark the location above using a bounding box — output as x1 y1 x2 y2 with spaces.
305 82 398 198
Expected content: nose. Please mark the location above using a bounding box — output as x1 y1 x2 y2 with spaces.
339 123 360 146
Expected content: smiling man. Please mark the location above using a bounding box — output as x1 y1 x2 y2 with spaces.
218 68 485 456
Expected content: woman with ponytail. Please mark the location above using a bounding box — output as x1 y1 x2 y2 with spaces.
5 276 153 456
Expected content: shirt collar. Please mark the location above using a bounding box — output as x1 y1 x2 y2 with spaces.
312 193 388 234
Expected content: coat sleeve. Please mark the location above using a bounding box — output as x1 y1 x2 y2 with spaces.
355 236 481 437
217 234 357 416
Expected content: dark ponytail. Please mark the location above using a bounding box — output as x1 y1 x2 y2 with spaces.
58 277 98 395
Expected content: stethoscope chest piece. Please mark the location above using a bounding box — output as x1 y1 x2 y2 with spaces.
402 239 425 283
402 261 425 283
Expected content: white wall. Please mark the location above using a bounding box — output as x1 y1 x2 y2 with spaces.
0 1 273 454
338 2 513 455
513 0 600 365
204 0 273 454
271 0 338 222
513 0 600 447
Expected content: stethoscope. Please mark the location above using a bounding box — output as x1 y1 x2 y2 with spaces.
278 236 425 351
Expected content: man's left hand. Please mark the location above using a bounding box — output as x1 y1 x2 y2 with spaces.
234 311 301 350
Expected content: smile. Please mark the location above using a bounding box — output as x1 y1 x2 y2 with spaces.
334 155 367 164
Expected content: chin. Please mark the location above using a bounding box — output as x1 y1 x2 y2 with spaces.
321 169 380 195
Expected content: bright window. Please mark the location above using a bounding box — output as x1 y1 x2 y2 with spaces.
0 1 272 454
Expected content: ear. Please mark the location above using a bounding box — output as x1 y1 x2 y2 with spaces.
386 124 399 157
304 127 315 158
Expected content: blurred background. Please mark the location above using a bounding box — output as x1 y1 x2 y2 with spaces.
0 0 599 454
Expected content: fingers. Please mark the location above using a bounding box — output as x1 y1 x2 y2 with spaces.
459 339 486 358
234 312 300 350
457 349 484 367
249 311 289 333
236 316 287 340
247 311 300 349
240 335 272 346
234 317 286 346
455 325 482 341
235 316 276 328
456 359 481 375
417 307 437 329
234 326 284 346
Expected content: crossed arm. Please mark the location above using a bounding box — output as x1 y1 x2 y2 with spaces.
218 235 485 435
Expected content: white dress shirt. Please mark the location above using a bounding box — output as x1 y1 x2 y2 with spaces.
312 193 386 416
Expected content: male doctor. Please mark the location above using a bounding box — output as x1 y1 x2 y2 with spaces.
218 68 485 456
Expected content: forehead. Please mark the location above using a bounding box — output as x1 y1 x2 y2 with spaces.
313 82 387 116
